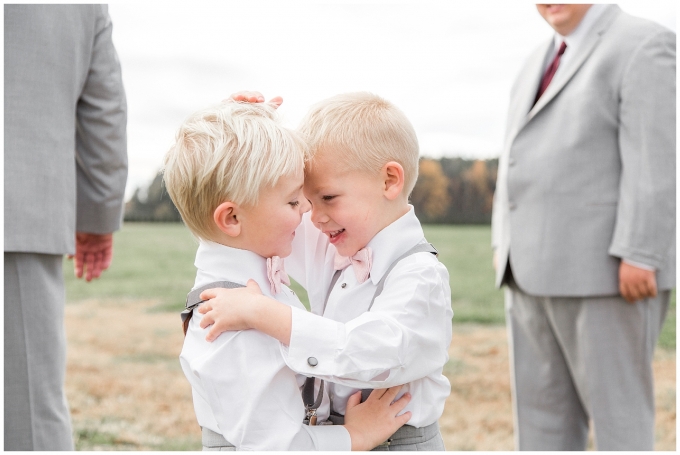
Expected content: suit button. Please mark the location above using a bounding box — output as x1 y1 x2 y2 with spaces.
341 283 347 288
509 158 516 166
509 202 517 211
307 357 318 367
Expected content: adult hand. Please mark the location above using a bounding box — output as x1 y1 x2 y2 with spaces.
68 232 113 282
224 90 283 108
344 386 412 451
619 261 657 303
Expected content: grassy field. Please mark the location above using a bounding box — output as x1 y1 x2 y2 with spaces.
64 222 675 347
62 222 675 450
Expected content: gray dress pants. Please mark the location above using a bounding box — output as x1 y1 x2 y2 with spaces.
505 280 669 451
5 252 74 450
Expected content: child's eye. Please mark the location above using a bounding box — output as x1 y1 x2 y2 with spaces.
289 201 300 207
321 195 336 201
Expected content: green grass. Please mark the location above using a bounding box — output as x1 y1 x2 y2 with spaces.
64 222 675 349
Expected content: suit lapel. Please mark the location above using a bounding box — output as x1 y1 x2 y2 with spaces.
504 40 552 147
527 5 621 121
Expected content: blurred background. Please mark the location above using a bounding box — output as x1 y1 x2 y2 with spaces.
62 1 676 450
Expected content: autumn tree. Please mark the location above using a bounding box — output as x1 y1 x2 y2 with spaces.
410 159 450 222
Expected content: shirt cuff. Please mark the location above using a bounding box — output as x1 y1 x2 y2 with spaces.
622 259 656 272
305 424 351 451
284 306 345 376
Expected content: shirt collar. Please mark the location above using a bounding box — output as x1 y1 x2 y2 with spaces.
194 240 274 297
554 4 609 53
366 205 425 285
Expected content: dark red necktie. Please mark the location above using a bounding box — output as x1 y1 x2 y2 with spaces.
534 41 567 105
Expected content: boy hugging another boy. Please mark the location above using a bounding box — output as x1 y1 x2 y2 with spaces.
164 101 412 451
198 92 453 450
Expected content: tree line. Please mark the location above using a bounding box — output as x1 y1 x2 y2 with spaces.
124 157 498 225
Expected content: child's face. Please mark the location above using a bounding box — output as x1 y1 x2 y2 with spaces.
303 154 387 257
239 173 309 259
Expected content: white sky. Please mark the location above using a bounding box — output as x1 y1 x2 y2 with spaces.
107 1 677 199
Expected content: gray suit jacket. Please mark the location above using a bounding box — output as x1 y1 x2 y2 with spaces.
491 5 675 296
4 4 128 255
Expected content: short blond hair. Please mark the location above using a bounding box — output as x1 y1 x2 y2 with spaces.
298 92 419 195
163 101 308 240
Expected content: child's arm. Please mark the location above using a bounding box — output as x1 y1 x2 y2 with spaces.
198 257 453 390
182 310 411 450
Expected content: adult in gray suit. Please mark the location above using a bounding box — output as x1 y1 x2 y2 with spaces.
4 5 127 450
491 4 675 451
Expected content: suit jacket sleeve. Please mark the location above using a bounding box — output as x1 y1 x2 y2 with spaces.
75 5 128 234
608 29 676 269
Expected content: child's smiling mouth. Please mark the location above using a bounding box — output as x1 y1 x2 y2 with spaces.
327 228 346 243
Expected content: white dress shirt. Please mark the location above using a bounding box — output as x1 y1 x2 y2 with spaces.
285 206 453 427
179 240 350 450
546 4 608 76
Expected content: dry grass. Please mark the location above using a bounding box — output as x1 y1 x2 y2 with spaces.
65 298 676 450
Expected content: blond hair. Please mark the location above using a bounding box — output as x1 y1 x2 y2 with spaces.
163 101 308 240
298 92 419 195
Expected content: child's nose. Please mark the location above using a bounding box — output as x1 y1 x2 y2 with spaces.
309 205 328 225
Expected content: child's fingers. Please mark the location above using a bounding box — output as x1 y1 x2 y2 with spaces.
199 312 215 329
345 390 362 410
395 411 412 426
199 288 220 301
205 325 221 342
245 279 263 294
197 301 213 314
379 385 404 403
390 392 411 414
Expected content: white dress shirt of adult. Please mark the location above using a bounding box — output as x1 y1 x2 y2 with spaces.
284 206 453 427
179 240 349 450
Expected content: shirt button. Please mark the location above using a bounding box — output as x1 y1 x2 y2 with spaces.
341 283 347 288
307 357 318 367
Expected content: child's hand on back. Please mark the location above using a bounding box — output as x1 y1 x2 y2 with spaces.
197 280 264 341
225 90 283 108
344 386 412 450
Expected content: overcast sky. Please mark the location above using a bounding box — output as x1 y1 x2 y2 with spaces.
107 1 677 199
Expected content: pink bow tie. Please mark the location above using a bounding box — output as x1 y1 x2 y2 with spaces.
267 256 290 295
334 247 373 284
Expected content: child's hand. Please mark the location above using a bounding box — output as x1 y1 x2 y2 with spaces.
224 90 283 108
344 386 412 451
197 279 264 341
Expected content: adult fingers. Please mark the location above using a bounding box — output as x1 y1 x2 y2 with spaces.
268 96 283 108
85 252 95 281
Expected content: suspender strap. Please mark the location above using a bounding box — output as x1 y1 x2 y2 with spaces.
181 280 245 335
301 376 325 425
322 270 343 314
368 242 438 311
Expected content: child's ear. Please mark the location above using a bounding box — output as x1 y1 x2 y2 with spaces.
213 202 241 237
382 161 405 201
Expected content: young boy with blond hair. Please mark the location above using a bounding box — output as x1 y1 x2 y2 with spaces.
198 92 453 450
163 100 412 451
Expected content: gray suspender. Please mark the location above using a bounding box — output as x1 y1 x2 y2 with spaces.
323 241 439 313
324 241 439 409
181 280 245 335
181 280 325 426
